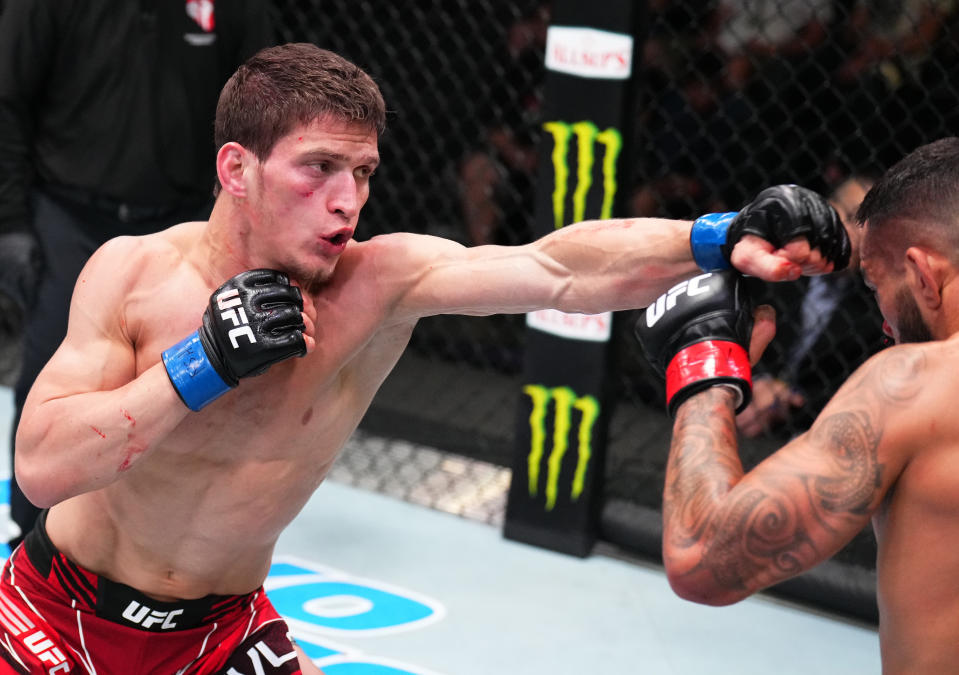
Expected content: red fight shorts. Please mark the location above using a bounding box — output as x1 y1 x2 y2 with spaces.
0 511 303 674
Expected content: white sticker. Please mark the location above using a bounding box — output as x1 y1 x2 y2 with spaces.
526 309 613 342
545 26 633 80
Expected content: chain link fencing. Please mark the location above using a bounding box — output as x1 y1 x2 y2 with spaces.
273 0 959 622
0 0 951 622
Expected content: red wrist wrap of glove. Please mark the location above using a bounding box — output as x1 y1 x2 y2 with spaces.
665 340 752 413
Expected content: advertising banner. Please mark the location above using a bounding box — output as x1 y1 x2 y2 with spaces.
504 0 643 556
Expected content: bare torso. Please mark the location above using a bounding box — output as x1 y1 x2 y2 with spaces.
45 222 415 601
873 426 959 673
20 202 714 607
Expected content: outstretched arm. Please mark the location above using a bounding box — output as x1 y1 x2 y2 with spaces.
388 185 849 322
662 345 923 605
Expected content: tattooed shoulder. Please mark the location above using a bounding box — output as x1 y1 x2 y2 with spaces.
833 344 926 407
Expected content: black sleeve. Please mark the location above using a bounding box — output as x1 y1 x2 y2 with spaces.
234 0 276 64
750 279 806 380
0 0 57 235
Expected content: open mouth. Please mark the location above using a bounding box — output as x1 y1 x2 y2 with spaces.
324 230 352 247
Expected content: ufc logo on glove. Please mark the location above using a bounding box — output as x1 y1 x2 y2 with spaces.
217 288 257 348
635 270 756 418
162 269 307 411
643 273 715 328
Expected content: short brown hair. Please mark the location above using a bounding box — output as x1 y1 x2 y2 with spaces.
213 43 386 193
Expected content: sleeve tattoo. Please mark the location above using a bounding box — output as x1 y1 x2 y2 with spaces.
664 348 923 594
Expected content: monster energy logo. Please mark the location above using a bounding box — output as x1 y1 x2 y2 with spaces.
523 384 600 511
543 120 622 229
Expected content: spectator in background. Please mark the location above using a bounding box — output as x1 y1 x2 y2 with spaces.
629 1 737 220
0 0 274 548
629 0 836 220
828 0 956 169
737 172 884 438
836 0 953 86
629 47 747 219
712 0 835 91
458 3 550 246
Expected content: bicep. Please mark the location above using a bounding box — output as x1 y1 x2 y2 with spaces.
26 320 136 411
379 233 562 321
668 348 921 600
719 409 885 583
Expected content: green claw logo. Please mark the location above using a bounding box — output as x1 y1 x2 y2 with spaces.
523 384 600 511
542 120 622 229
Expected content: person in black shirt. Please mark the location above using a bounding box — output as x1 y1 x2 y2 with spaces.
0 0 274 547
736 173 885 438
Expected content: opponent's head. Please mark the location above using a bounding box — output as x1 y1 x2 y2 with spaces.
213 43 386 196
857 137 959 343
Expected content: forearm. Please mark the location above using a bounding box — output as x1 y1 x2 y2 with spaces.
664 386 743 543
534 217 700 313
664 388 826 605
15 363 190 507
663 387 756 604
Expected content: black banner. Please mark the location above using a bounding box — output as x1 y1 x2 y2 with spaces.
503 0 644 557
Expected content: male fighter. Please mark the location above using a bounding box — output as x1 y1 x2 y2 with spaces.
636 137 959 673
8 43 848 674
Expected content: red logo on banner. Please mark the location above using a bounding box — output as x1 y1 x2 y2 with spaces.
186 0 215 32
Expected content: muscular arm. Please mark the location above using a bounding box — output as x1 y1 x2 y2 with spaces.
15 237 191 508
385 216 810 322
663 346 925 605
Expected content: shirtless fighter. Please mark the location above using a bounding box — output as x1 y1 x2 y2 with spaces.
7 43 847 674
635 137 959 673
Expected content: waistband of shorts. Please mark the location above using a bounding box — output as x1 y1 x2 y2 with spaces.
22 509 258 633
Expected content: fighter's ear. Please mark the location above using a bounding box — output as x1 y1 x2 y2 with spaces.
904 246 947 309
216 142 251 198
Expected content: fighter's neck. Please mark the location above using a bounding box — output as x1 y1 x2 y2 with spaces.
196 198 266 285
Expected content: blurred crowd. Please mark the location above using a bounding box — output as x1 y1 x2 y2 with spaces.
457 0 958 247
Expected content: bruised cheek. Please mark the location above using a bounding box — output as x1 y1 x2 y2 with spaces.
294 177 316 200
267 179 313 217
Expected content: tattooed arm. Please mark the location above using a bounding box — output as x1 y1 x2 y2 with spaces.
662 344 926 605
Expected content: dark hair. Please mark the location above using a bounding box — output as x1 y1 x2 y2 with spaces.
213 43 386 194
857 137 959 261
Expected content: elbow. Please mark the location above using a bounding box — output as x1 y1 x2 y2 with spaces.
14 436 63 509
666 570 746 607
15 459 60 509
663 546 751 607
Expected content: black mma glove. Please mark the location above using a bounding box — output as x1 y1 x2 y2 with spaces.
162 269 307 411
0 228 44 311
635 270 755 418
689 184 850 272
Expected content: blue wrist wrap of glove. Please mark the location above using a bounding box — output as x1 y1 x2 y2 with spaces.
161 330 232 411
690 212 737 271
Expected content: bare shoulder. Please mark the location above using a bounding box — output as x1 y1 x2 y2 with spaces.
808 340 949 470
357 231 470 268
827 341 940 411
81 223 198 287
343 232 470 290
69 223 204 337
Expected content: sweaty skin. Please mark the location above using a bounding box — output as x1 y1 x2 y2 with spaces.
15 116 828 606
